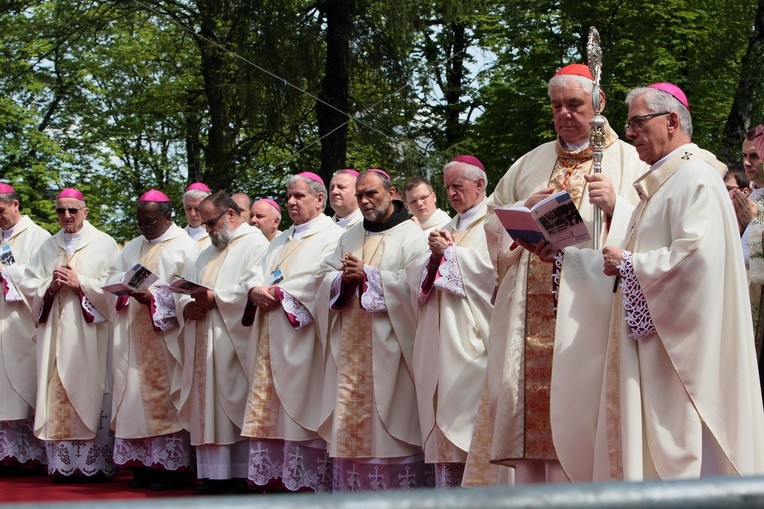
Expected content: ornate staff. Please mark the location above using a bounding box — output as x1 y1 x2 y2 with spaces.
587 26 605 249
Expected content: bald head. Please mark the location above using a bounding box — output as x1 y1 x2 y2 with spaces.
250 199 281 241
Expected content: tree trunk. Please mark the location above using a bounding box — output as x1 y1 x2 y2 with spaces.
724 0 764 141
316 0 352 186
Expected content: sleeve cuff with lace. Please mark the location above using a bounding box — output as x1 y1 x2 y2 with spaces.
360 265 386 312
619 250 656 340
80 291 106 324
330 272 358 310
432 245 466 298
277 288 314 328
2 267 21 302
151 286 179 332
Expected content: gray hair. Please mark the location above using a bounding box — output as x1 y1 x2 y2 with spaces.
625 87 693 137
548 74 593 98
183 189 211 204
442 160 488 188
287 175 327 211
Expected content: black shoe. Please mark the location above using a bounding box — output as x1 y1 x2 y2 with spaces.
128 468 152 489
222 478 250 494
193 480 226 495
149 470 192 491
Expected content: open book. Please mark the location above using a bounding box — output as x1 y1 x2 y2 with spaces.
157 277 211 295
494 190 591 250
103 263 159 296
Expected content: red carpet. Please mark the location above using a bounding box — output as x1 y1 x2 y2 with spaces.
0 470 195 503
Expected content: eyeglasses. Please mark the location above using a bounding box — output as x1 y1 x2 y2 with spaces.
55 207 85 215
406 192 433 207
624 112 670 132
203 210 227 229
725 185 740 191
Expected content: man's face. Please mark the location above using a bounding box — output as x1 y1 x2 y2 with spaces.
55 198 88 233
136 203 170 241
0 199 21 231
249 201 279 239
200 202 233 250
625 95 671 165
444 166 483 214
742 137 764 186
550 80 596 146
404 183 437 222
184 196 204 228
287 179 323 225
356 174 394 224
232 194 251 223
329 173 358 216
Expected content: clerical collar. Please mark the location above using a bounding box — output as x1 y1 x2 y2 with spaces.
63 230 83 253
2 226 13 243
750 183 764 202
650 143 694 171
455 202 485 231
334 209 361 228
363 200 410 233
291 215 322 240
187 224 206 240
560 138 590 153
145 224 174 245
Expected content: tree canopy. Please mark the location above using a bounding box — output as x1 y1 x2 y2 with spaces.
0 0 760 240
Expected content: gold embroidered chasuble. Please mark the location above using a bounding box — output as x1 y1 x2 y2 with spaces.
108 224 199 439
17 221 119 440
241 215 344 441
462 125 645 486
317 219 429 459
176 225 269 446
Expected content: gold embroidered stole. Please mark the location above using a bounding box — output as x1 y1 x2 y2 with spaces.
243 237 304 437
193 246 228 438
49 249 89 439
130 241 178 435
522 156 591 460
334 233 384 457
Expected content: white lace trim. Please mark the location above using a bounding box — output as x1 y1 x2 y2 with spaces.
619 251 656 340
360 266 386 312
151 287 178 332
433 245 466 297
0 418 47 465
82 295 106 324
45 408 117 477
332 456 434 491
433 462 465 488
2 267 21 302
281 291 313 328
552 249 564 310
113 432 192 471
248 439 333 492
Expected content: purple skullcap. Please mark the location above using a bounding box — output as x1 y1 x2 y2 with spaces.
185 182 211 193
648 82 690 111
139 189 171 203
452 155 485 171
0 183 15 194
340 168 359 177
553 63 593 81
368 168 391 180
57 188 84 201
296 171 325 186
259 198 281 213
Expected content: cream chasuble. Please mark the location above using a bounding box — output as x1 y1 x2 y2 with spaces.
241 214 344 440
419 208 452 234
15 221 118 440
462 125 645 486
108 224 200 438
555 145 764 481
413 201 494 463
176 224 269 445
317 219 428 458
0 216 50 421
